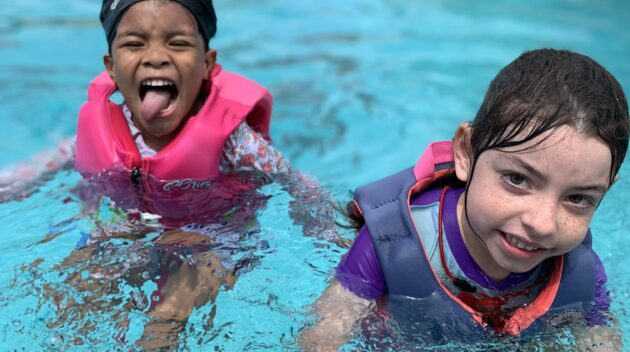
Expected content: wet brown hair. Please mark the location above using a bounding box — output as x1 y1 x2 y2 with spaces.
470 49 629 186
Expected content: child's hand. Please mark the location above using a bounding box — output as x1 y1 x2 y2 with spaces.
283 171 342 243
0 137 75 203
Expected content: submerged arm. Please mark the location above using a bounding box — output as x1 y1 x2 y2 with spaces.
574 257 621 351
546 253 621 351
223 123 340 243
300 226 385 350
543 310 622 351
299 279 375 352
0 137 75 203
574 324 621 351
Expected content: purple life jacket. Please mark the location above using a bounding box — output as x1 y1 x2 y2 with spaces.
353 141 598 335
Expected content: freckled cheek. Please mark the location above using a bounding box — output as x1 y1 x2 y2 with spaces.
555 213 591 248
469 187 514 217
465 195 502 234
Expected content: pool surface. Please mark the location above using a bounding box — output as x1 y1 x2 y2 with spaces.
1 0 630 350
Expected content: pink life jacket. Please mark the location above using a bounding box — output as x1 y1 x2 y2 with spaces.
75 65 272 225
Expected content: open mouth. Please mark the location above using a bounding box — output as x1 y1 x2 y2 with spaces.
139 79 179 101
139 79 180 119
503 232 542 252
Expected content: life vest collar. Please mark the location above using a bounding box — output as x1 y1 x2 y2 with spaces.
412 140 454 181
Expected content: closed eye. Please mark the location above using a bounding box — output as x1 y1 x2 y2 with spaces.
119 40 144 48
170 40 193 47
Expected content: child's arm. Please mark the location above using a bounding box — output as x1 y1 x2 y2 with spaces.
299 279 375 352
223 123 339 243
574 324 622 351
544 254 621 351
544 312 621 351
0 137 75 203
300 226 384 350
572 256 621 351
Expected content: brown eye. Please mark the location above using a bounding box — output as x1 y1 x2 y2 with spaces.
566 195 593 208
567 195 582 203
502 173 530 191
508 174 525 185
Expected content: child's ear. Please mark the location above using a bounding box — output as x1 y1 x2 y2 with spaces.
103 54 116 83
202 49 217 80
453 123 473 182
611 174 620 186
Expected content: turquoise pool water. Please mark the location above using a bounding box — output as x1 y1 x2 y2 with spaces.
1 0 629 350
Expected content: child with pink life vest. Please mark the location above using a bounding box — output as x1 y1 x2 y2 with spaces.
1 0 336 240
300 49 629 351
0 1 337 348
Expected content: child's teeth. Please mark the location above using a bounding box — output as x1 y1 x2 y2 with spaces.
142 80 174 87
506 233 539 251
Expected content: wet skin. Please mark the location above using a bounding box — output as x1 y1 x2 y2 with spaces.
104 0 216 151
453 125 612 280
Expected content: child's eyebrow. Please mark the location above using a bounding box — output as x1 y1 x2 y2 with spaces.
168 29 197 37
571 184 608 194
498 153 545 181
117 30 146 38
164 29 197 39
115 30 197 39
498 153 608 194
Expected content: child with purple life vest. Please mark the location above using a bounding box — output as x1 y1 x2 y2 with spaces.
300 49 629 351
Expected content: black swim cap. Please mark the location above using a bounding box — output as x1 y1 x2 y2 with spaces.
100 0 217 48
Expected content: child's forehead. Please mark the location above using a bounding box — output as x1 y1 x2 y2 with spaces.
118 1 197 29
496 126 599 155
101 0 216 46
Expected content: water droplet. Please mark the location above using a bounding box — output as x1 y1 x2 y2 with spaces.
12 319 24 333
130 291 148 310
256 240 270 250
45 333 65 349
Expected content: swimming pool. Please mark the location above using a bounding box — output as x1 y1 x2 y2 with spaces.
1 0 629 350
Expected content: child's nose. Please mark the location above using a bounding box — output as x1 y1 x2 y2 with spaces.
142 45 170 68
520 197 557 239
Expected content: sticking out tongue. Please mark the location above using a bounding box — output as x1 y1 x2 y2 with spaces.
140 90 171 121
